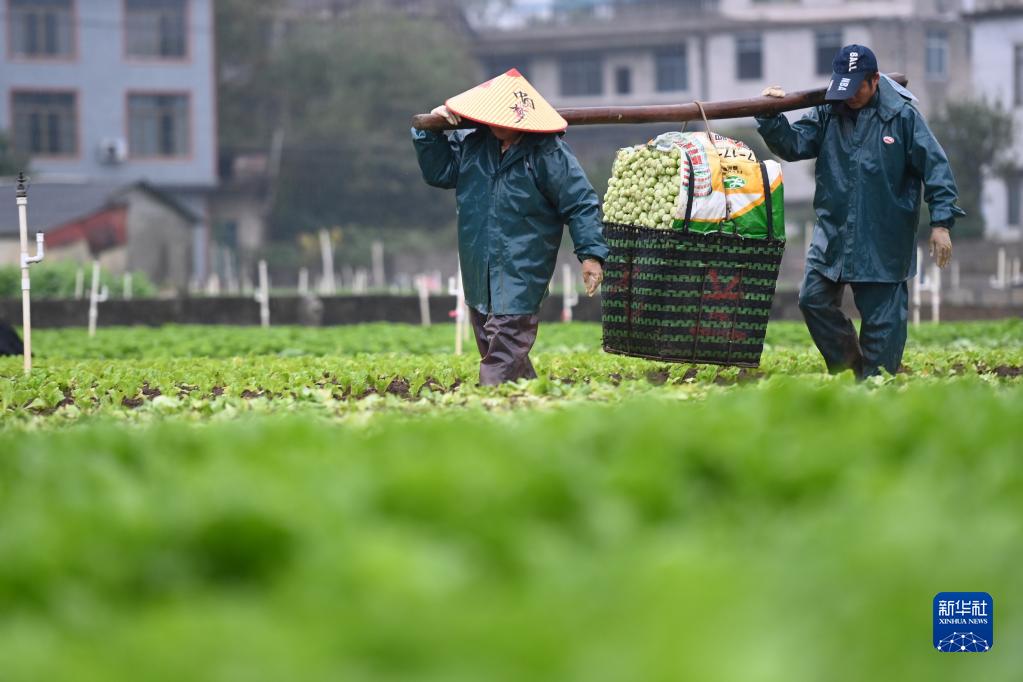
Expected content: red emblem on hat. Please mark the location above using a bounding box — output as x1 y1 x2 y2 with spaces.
883 136 895 144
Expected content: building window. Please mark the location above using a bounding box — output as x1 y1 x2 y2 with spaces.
11 91 77 156
1015 45 1023 107
125 0 187 58
128 93 190 157
926 29 948 80
484 55 530 79
615 66 632 95
1008 173 1022 227
9 0 74 58
736 34 762 81
655 46 688 92
559 54 603 96
815 30 843 76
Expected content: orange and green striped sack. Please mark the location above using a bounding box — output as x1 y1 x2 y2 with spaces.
669 132 784 239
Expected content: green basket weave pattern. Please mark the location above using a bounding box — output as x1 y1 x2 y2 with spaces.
601 223 786 367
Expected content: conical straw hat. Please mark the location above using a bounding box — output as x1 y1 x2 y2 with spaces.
446 69 567 133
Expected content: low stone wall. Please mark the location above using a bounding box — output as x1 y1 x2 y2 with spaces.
0 292 1019 328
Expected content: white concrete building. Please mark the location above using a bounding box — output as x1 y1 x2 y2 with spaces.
472 0 970 208
968 0 1023 240
0 0 218 282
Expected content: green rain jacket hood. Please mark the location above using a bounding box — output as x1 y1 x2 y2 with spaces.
412 125 609 315
756 77 965 283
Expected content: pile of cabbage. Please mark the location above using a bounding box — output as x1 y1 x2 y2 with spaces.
602 145 682 230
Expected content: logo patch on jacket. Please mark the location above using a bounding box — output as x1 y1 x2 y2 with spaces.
883 136 895 144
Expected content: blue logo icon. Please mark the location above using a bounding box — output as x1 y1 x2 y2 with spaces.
933 592 993 652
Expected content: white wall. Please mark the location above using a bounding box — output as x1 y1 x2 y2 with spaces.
971 14 1023 238
0 0 217 187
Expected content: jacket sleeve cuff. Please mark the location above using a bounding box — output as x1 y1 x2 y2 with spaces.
576 248 608 265
930 205 966 230
410 127 443 142
755 113 785 126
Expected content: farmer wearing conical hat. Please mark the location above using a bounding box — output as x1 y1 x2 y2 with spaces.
412 69 608 386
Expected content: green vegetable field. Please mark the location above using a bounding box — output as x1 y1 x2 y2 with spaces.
1 320 1021 680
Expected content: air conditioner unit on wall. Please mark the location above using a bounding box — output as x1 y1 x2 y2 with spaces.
98 138 128 165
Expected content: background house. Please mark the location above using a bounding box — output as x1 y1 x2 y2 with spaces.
0 180 197 290
1 0 1019 298
0 0 217 286
968 0 1023 241
471 0 970 216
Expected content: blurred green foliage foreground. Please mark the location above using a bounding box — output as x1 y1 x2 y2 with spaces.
0 321 1020 680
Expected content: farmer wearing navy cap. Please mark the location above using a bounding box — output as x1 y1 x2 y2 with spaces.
756 45 965 379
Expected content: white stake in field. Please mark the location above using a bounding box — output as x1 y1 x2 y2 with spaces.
416 274 431 327
254 259 271 328
15 173 45 373
448 266 468 355
318 229 336 295
561 264 579 322
371 240 385 289
88 260 109 338
912 247 942 325
990 247 1008 290
74 265 84 299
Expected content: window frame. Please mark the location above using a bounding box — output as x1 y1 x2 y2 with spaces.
6 0 78 62
654 45 689 93
736 33 763 81
1014 44 1023 108
483 56 530 80
814 29 843 77
558 53 604 97
1008 171 1022 227
925 28 949 81
125 90 193 160
9 88 80 158
123 0 190 62
615 65 632 95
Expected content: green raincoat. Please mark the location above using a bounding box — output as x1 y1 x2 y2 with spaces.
756 78 965 282
412 126 608 314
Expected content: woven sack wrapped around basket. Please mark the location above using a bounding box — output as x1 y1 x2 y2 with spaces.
601 134 786 367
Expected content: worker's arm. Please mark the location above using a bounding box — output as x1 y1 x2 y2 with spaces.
755 106 827 162
411 107 467 189
535 137 609 266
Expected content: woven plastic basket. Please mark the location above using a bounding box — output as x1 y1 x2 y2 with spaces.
601 159 785 367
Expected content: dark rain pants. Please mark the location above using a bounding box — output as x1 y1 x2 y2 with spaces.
0 320 23 357
469 308 540 386
798 266 909 380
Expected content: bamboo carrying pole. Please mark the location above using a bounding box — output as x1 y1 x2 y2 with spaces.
412 74 909 131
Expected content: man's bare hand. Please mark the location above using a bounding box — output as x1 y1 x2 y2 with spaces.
761 86 786 98
430 105 461 126
582 259 603 297
929 226 952 268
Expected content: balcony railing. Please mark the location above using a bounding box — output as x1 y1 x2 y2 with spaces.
468 0 721 30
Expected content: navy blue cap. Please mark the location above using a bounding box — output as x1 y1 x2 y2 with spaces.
825 44 878 101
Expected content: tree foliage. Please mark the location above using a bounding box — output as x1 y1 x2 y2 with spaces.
214 0 284 152
0 130 29 177
928 99 1015 238
266 11 479 238
215 2 481 239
